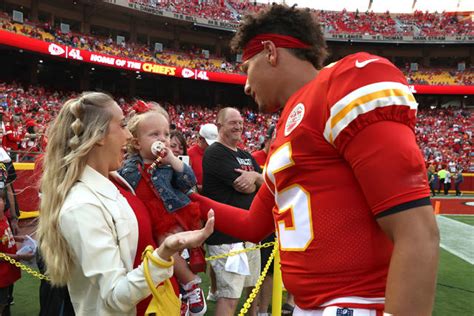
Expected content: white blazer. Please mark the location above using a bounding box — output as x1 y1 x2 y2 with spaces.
59 165 173 315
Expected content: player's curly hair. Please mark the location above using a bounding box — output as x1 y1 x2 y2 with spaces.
231 4 328 69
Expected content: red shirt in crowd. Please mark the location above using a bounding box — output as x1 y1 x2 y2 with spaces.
187 144 205 185
0 216 20 287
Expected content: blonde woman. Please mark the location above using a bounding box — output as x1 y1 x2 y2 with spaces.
37 92 214 316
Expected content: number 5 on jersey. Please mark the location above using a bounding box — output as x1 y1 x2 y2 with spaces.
266 142 314 251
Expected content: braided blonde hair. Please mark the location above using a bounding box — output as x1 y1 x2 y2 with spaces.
37 92 114 285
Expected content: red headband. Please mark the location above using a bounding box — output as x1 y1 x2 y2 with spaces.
242 33 311 62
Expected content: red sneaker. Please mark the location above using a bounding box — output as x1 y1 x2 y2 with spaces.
182 277 207 316
180 298 189 316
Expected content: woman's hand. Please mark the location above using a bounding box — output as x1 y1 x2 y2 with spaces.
157 210 214 260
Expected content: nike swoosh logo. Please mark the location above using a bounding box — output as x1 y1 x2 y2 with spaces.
355 58 379 68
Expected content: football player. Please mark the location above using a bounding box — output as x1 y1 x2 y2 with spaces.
192 4 439 316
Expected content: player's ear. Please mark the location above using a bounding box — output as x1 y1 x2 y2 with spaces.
263 41 278 66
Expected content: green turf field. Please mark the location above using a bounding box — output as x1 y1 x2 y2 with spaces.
433 249 474 315
446 215 474 226
9 247 474 315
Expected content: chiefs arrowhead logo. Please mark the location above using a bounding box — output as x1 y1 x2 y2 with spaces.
284 103 305 137
48 43 65 56
181 68 194 78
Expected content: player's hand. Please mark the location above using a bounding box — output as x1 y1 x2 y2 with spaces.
157 210 214 260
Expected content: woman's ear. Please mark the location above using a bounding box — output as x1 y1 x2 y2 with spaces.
96 136 106 146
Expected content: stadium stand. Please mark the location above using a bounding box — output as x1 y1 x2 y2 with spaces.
130 0 474 37
1 11 472 84
0 82 277 159
405 69 474 86
1 82 471 172
0 2 473 315
416 108 473 173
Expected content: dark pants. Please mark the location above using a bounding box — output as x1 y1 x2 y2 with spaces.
455 182 462 196
39 281 75 316
438 179 444 193
429 183 436 196
444 182 450 195
37 251 75 316
0 284 13 316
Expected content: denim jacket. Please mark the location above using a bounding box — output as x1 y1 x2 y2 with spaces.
118 154 197 213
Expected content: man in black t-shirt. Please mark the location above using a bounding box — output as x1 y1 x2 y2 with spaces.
202 107 263 316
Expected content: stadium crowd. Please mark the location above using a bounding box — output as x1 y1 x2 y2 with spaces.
131 0 474 36
132 0 235 21
0 82 277 159
405 69 474 86
415 108 472 173
1 82 471 173
1 9 473 84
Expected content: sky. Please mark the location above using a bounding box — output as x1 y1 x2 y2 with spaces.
255 0 474 13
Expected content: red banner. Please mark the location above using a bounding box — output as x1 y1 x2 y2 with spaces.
1 30 473 94
408 84 474 95
0 30 246 85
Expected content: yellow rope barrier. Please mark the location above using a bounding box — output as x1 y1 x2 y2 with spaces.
238 240 277 316
0 241 276 282
205 241 275 261
0 252 50 281
2 240 282 316
272 242 283 316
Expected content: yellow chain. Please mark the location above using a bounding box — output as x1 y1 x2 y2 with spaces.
0 252 50 281
0 240 277 282
238 240 277 316
205 241 275 261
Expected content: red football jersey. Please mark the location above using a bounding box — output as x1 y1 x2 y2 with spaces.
263 52 430 309
251 149 267 168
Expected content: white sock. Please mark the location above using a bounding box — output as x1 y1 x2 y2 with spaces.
181 275 202 291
